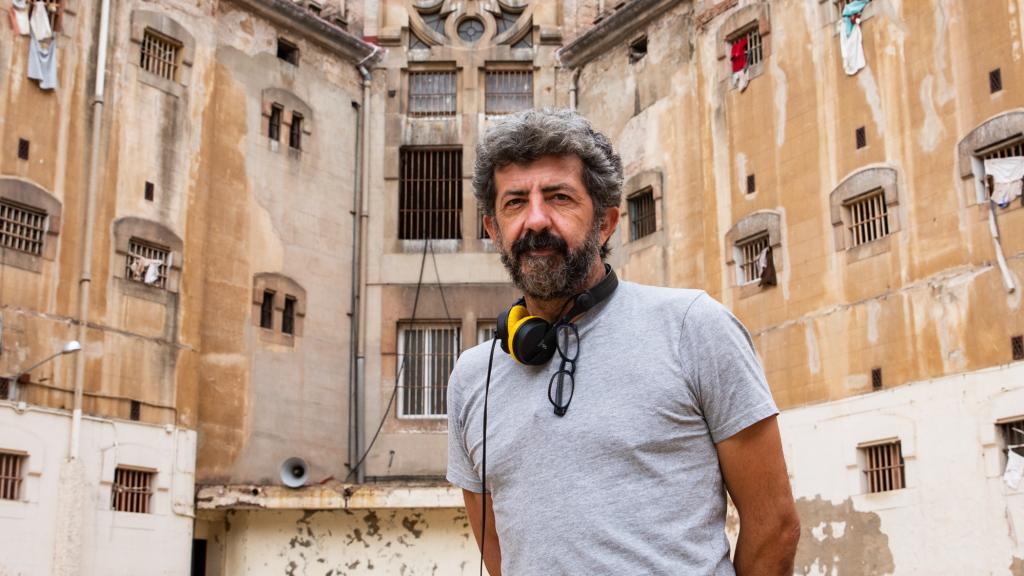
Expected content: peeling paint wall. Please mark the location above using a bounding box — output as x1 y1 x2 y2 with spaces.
198 507 484 575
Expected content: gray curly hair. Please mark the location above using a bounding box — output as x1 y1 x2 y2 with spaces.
473 108 624 219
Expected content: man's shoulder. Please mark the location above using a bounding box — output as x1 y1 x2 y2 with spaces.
618 281 710 318
450 340 500 391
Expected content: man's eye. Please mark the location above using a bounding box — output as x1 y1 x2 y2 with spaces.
552 193 571 202
505 198 525 207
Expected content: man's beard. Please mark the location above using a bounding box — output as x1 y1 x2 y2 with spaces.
496 222 602 301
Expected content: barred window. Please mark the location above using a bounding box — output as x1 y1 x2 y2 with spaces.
399 148 463 240
268 104 283 142
409 71 457 117
485 70 533 115
1000 418 1024 457
0 452 25 501
979 137 1024 198
731 27 764 67
289 113 304 150
259 290 274 329
477 322 497 346
140 29 181 81
125 239 170 289
628 188 656 241
737 233 769 285
398 323 460 418
0 200 47 256
111 467 155 514
860 441 905 494
845 189 890 248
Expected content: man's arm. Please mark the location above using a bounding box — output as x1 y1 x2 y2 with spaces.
716 415 801 576
463 489 502 576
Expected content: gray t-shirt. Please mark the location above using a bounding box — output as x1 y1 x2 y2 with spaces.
447 282 778 575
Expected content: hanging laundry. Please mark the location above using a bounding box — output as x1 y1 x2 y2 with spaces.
28 0 50 40
27 31 57 90
839 0 868 76
985 157 1024 208
10 0 30 36
731 68 749 92
143 259 163 285
730 35 748 73
758 245 777 287
1006 450 1024 490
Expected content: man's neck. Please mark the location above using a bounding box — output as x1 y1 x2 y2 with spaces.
523 261 607 323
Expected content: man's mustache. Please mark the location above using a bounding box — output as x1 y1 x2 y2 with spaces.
511 230 569 260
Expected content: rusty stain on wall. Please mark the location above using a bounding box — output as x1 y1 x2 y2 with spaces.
792 497 894 576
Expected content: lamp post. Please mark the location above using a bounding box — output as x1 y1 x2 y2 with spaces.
5 340 82 401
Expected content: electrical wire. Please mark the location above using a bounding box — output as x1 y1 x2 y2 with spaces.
345 239 430 482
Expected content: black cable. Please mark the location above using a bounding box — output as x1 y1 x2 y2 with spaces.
345 239 431 482
480 336 498 576
429 240 454 324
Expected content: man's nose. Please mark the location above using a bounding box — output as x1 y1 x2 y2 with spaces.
523 190 551 232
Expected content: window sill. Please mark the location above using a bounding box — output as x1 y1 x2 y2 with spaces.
117 277 177 306
729 60 766 91
844 234 891 264
851 485 914 512
258 327 297 347
0 248 45 273
738 280 773 299
137 69 185 98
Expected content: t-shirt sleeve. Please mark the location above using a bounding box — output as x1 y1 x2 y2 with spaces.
679 293 778 444
446 365 485 493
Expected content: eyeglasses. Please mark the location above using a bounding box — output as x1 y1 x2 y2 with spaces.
547 322 579 417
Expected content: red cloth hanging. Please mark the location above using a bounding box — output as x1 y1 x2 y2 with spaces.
730 36 748 72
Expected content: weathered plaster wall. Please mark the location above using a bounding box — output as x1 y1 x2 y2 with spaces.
198 506 484 575
574 0 1024 412
0 404 197 576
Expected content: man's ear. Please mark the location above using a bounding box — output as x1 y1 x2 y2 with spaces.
483 214 497 241
599 206 620 245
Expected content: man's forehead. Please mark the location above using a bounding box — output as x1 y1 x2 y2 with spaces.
494 155 584 191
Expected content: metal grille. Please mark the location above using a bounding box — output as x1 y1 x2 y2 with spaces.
746 174 756 194
399 149 463 240
982 138 1024 161
1 200 47 256
743 28 763 66
111 467 154 513
990 68 1003 94
846 189 889 247
738 234 769 285
0 452 24 501
1013 335 1024 361
17 139 29 160
871 367 883 390
289 113 303 150
408 72 457 117
398 324 460 418
140 30 181 81
1001 419 1024 456
269 104 283 142
485 70 533 115
130 400 141 421
856 126 867 149
861 441 905 494
125 239 170 289
628 189 656 241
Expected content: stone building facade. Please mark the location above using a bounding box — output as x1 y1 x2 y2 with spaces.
3 0 1024 574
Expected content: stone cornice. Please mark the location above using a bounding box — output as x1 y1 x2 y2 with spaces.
225 0 383 66
556 0 684 69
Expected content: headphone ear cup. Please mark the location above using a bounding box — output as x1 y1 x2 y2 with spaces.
499 303 530 355
511 318 557 365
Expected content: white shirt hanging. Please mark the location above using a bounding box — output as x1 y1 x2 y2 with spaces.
29 0 51 40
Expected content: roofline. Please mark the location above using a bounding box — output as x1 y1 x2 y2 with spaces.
225 0 383 66
556 0 682 69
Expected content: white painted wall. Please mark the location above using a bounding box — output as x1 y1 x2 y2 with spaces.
0 403 197 576
773 361 1024 575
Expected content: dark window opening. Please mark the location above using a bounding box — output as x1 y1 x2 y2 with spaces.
746 174 756 194
130 400 141 421
307 2 322 16
628 188 656 241
260 290 274 329
1001 419 1024 457
856 126 867 149
191 539 208 576
629 35 648 63
1013 335 1024 361
289 113 303 150
269 104 283 142
17 139 29 160
144 181 155 202
282 296 296 335
990 68 1003 94
0 452 24 500
399 148 463 240
871 367 883 390
0 379 10 400
277 38 299 65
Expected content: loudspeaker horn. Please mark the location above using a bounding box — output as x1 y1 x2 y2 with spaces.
280 457 308 488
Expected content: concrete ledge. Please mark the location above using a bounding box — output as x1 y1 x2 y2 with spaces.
195 482 465 510
556 0 681 69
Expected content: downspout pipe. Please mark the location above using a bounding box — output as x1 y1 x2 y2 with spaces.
569 67 581 110
350 57 375 484
71 0 112 461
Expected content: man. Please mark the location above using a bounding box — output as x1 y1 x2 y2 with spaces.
447 108 800 575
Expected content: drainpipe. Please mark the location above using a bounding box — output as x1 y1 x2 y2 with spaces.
70 0 112 462
350 50 376 484
569 67 581 110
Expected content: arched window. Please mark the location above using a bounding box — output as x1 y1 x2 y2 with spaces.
253 273 306 345
112 217 183 295
0 178 62 273
725 210 782 294
829 166 900 261
957 110 1024 204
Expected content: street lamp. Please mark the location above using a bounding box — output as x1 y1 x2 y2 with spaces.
4 340 82 401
